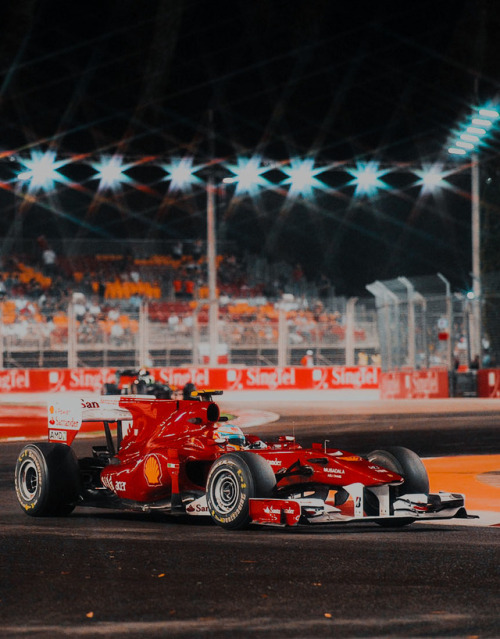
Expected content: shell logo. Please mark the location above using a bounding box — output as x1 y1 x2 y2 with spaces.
144 455 162 486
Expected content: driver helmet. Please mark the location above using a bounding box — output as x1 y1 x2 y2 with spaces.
138 368 153 384
214 424 246 450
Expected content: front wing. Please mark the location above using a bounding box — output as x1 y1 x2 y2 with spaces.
186 485 469 527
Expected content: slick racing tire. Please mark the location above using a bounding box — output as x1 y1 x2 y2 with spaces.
366 446 429 528
15 443 81 517
206 452 276 530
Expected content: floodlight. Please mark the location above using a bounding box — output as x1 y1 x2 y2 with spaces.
162 157 202 191
16 150 66 192
281 158 324 196
472 118 493 127
225 157 268 194
460 134 479 143
466 127 486 136
413 164 448 193
347 162 387 196
91 155 134 190
479 108 499 119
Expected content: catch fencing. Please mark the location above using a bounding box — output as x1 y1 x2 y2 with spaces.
0 295 379 369
366 273 500 373
3 272 497 374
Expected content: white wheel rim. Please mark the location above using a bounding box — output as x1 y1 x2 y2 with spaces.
19 459 38 501
210 468 240 514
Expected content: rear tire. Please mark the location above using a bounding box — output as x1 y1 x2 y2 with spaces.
206 452 276 530
15 443 80 517
366 446 429 527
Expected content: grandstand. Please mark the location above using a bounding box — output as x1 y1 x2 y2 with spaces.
0 241 379 369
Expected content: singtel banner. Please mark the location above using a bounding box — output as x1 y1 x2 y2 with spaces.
0 366 381 393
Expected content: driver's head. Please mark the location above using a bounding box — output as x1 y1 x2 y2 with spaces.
214 424 246 450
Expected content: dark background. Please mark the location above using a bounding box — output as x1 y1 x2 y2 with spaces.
1 0 500 295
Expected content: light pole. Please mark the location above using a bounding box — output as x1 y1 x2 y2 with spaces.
206 174 219 367
470 151 481 363
448 105 500 366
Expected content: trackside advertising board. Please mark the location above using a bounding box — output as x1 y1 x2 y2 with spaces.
0 366 380 393
380 369 449 399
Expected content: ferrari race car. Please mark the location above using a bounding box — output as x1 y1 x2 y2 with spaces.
14 392 470 530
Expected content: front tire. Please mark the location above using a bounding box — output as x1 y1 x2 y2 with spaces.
366 446 429 527
206 452 276 530
15 443 80 517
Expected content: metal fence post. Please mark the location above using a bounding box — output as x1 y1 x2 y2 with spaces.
139 301 149 367
345 297 358 366
398 277 416 369
192 304 200 365
67 302 77 368
278 304 288 367
0 310 3 370
437 273 452 370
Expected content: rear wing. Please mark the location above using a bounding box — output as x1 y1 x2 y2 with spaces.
48 395 134 446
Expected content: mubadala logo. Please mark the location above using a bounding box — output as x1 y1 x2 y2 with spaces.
324 467 345 475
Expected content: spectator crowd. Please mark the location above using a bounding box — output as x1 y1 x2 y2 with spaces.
0 240 366 359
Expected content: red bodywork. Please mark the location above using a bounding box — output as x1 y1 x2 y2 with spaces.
89 396 402 504
39 393 469 527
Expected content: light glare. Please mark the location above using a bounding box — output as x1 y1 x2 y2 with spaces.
414 164 448 192
226 157 268 194
282 158 324 196
17 150 65 192
163 157 202 191
347 162 387 196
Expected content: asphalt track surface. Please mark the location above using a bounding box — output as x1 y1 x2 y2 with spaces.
1 391 500 638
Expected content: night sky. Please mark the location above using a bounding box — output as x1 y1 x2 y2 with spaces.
1 0 500 295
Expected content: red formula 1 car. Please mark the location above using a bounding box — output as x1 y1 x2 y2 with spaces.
14 392 469 529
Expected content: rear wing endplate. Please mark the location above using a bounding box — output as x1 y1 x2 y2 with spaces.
48 395 133 446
